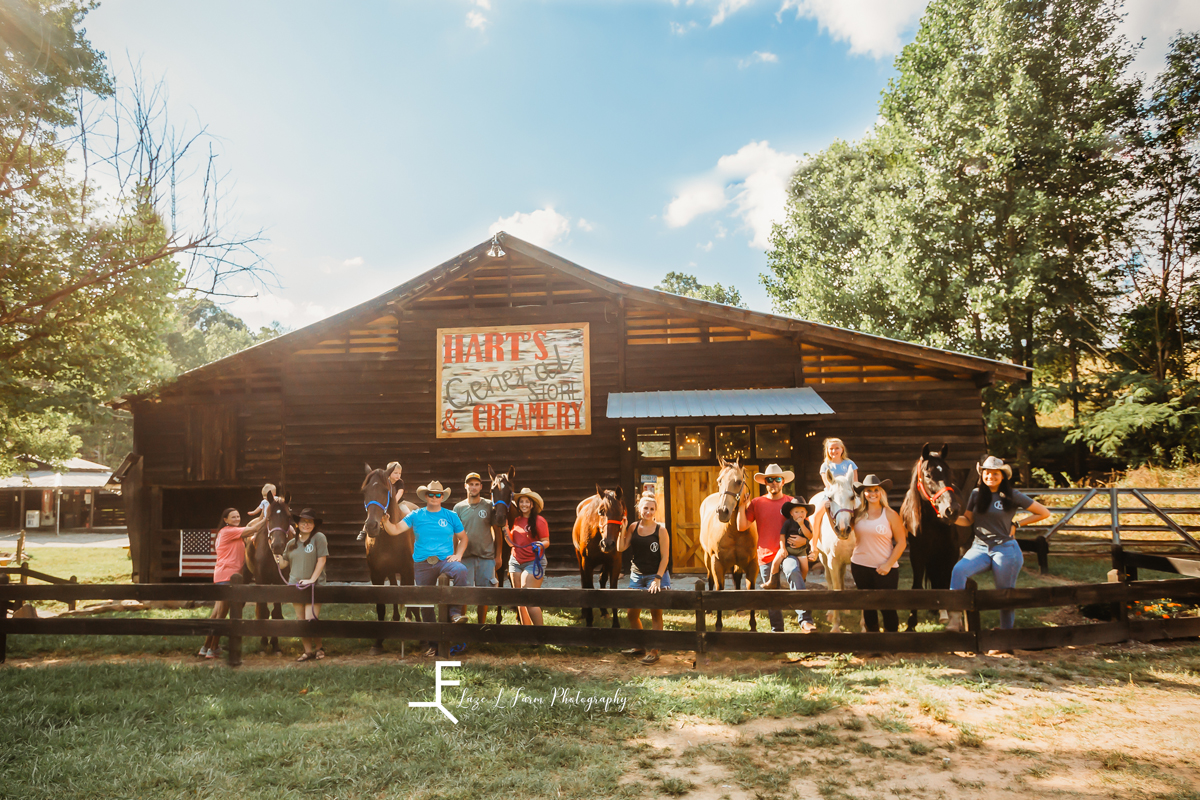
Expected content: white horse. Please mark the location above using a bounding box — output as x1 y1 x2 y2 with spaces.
810 474 863 633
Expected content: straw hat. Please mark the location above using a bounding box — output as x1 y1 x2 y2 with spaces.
976 455 1013 479
416 480 452 503
854 475 893 494
513 487 544 513
780 499 816 519
753 463 795 485
292 508 323 527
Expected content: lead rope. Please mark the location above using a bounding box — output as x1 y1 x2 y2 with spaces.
273 527 319 621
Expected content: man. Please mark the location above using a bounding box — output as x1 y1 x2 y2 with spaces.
382 479 470 656
453 472 505 624
737 463 817 633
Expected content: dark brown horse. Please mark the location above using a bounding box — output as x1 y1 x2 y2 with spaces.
241 489 293 654
572 485 626 627
361 463 419 655
487 465 517 624
900 443 967 631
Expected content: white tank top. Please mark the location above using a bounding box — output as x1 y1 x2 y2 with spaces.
851 510 894 569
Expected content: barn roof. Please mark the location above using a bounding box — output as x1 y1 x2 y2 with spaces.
118 233 1030 404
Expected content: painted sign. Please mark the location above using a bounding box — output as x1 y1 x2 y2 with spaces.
436 323 591 438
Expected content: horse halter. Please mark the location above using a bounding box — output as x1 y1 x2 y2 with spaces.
364 487 390 514
918 469 954 505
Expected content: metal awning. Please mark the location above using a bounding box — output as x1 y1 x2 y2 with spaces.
605 387 834 419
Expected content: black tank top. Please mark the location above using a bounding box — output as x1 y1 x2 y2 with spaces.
628 522 664 575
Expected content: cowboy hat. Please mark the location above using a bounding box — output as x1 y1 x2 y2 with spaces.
416 481 452 503
463 472 483 483
292 508 323 527
854 475 893 493
754 463 795 485
513 487 544 513
781 499 816 519
976 455 1013 479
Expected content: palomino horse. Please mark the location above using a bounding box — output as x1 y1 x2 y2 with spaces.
811 474 863 633
700 458 760 632
900 443 968 631
361 463 419 655
484 464 517 625
242 490 294 654
572 485 626 627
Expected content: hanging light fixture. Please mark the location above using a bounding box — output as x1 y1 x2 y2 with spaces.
487 234 505 258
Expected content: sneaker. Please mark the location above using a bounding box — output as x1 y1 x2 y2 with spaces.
800 620 818 633
205 649 216 660
621 648 645 656
198 647 210 658
450 613 468 624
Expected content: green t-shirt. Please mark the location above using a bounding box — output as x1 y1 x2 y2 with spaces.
453 498 496 559
284 531 329 584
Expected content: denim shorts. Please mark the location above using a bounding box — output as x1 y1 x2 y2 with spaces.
508 556 547 576
629 571 671 590
461 555 499 587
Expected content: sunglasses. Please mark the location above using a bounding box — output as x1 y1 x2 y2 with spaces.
427 492 445 498
765 477 784 483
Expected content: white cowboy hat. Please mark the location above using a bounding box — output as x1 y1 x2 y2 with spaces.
416 480 452 502
513 487 545 513
976 456 1013 479
753 463 795 485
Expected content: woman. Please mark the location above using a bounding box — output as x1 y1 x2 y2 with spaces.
948 456 1050 631
506 488 549 626
199 506 267 659
849 475 908 633
618 493 671 665
281 509 328 662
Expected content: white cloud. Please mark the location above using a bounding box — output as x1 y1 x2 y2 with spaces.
778 0 928 59
711 0 753 26
664 140 800 249
489 207 572 247
466 10 487 29
342 256 364 267
227 293 331 332
714 222 727 239
473 0 491 9
699 241 714 252
739 50 779 67
577 218 595 232
670 21 699 35
1120 1 1200 79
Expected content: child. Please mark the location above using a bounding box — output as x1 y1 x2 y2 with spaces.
247 483 277 518
819 438 858 489
766 500 816 588
281 508 328 662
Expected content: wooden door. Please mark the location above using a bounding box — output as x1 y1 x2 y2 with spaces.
669 464 757 574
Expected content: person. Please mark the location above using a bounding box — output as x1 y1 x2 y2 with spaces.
849 475 908 633
737 463 811 632
199 507 267 659
281 508 328 662
947 456 1051 632
359 463 405 542
247 483 276 519
382 479 470 657
506 488 549 627
618 493 671 665
765 500 818 630
819 438 858 490
454 472 505 624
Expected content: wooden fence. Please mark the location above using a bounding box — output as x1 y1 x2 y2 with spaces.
3 576 1198 666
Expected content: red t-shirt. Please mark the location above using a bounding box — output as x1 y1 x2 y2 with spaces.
213 525 247 583
510 515 549 563
747 494 792 565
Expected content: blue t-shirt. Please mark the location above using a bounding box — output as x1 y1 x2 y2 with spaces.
407 507 465 561
820 459 858 478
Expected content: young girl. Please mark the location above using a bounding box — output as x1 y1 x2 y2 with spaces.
819 438 858 489
506 488 549 626
281 508 328 661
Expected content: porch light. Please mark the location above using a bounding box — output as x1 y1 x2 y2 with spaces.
487 234 505 258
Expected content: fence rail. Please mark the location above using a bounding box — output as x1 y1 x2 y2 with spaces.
3 575 1198 665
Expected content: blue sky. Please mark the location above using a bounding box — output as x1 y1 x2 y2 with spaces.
82 0 1199 330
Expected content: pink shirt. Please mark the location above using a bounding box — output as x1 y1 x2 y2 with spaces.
746 495 791 565
213 526 247 583
852 512 895 569
510 515 549 563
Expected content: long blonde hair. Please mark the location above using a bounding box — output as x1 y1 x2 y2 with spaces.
822 437 849 469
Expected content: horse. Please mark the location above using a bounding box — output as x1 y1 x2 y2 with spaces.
484 464 517 624
899 443 966 631
572 485 626 627
241 489 294 654
810 473 863 633
361 463 420 655
699 458 760 632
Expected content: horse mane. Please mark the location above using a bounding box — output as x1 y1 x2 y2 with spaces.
900 458 924 537
361 468 385 492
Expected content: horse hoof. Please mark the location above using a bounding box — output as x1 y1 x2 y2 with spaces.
273 650 283 657
369 646 384 656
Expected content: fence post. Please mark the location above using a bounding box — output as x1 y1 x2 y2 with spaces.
0 573 8 664
227 574 243 667
1034 536 1049 575
693 579 706 670
437 574 450 659
67 576 78 612
965 578 982 653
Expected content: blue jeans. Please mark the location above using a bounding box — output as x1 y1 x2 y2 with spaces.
951 539 1023 629
780 556 815 625
460 556 498 588
413 558 470 622
758 563 785 632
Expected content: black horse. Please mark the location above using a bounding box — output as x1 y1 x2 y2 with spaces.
487 465 517 624
572 485 626 628
361 464 419 654
899 443 967 631
242 490 294 654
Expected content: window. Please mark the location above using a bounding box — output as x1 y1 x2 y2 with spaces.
755 424 792 460
636 427 671 460
716 425 751 462
675 426 711 459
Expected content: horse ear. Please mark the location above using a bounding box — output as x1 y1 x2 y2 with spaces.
615 484 624 501
595 483 603 499
364 462 373 475
266 487 276 502
921 443 932 460
941 443 950 459
284 491 292 505
508 465 516 478
488 464 496 480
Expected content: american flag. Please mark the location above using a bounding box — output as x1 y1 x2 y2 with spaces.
179 529 218 578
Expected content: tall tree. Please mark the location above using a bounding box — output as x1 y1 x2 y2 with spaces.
656 271 746 308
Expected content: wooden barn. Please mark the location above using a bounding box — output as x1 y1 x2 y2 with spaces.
116 233 1029 583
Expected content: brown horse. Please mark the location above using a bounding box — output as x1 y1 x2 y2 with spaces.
572 485 626 628
487 465 517 624
361 463 419 655
699 458 760 632
241 489 293 654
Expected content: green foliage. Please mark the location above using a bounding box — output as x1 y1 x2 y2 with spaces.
655 271 746 308
1065 372 1200 465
